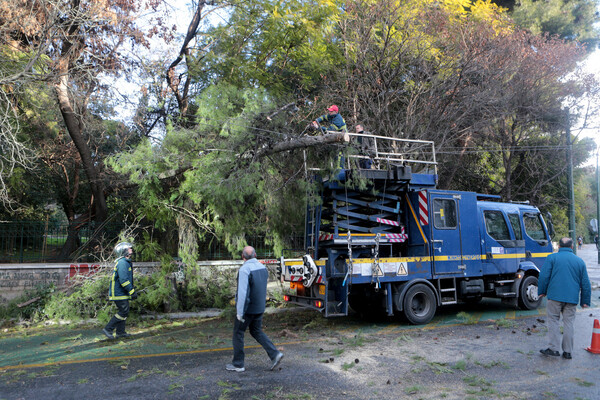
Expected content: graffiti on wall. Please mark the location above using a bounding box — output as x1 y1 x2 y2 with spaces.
0 263 103 301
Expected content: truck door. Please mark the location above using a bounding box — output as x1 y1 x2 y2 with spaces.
521 211 552 269
430 192 464 275
480 209 520 274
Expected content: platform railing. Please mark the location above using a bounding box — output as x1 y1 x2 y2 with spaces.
345 132 437 174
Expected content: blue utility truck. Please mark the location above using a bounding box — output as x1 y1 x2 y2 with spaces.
279 134 554 324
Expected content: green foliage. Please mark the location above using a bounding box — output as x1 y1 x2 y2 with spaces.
185 266 237 309
42 275 111 322
511 0 599 46
204 0 344 95
0 283 56 323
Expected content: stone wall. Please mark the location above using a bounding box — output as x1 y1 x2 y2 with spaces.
0 259 278 303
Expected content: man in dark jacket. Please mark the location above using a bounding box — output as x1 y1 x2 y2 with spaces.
355 124 375 169
312 105 347 133
102 242 137 339
226 246 283 372
538 237 591 359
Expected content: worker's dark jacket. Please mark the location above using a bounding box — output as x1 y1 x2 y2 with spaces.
316 113 347 132
108 257 135 300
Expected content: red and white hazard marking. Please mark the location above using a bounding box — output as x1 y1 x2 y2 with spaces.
385 228 408 243
376 217 399 226
319 234 334 241
418 190 429 225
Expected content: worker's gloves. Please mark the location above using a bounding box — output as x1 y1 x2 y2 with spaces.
131 292 139 300
237 314 245 323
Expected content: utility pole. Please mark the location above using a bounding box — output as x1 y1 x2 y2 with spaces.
596 144 600 263
565 109 577 254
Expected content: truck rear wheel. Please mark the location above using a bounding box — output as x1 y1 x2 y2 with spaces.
403 284 436 325
518 275 541 310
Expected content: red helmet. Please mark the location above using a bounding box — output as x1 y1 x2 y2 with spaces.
327 105 338 112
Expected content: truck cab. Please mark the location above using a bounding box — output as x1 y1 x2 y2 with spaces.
280 134 553 324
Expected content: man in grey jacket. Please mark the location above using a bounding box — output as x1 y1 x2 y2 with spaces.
226 246 283 372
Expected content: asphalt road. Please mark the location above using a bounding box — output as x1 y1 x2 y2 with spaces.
2 244 600 400
579 243 600 286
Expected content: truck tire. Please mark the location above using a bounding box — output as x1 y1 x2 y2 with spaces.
518 275 541 310
403 284 437 325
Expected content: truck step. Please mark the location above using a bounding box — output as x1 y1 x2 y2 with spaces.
326 312 348 317
441 300 458 305
440 288 456 293
496 292 516 298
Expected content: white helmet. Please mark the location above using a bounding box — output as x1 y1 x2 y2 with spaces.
114 242 133 258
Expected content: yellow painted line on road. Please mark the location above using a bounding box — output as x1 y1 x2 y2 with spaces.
0 340 306 372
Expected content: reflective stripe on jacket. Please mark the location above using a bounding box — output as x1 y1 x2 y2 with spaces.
316 113 347 132
108 257 135 300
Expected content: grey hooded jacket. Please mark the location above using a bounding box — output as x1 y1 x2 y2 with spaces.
235 258 268 317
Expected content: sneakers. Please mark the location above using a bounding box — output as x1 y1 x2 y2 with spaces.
562 352 572 359
539 348 560 357
226 364 245 372
225 353 282 372
271 352 284 370
102 328 114 340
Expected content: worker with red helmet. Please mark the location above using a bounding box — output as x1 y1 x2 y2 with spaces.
312 105 347 133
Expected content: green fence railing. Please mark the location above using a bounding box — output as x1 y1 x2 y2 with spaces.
0 221 305 263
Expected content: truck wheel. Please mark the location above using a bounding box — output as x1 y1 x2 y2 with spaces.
403 284 437 325
518 275 541 310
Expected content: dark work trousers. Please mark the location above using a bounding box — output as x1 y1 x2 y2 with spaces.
231 313 278 368
104 300 130 335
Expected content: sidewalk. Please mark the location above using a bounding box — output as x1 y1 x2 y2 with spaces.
577 243 600 287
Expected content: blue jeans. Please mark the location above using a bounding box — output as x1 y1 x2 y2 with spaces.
231 313 278 368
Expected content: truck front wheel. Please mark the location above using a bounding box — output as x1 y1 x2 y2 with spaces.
403 284 437 325
518 275 541 310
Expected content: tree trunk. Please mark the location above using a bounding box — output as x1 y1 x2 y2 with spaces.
256 132 350 158
54 63 108 225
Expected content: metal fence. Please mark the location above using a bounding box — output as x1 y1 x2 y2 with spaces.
0 221 305 263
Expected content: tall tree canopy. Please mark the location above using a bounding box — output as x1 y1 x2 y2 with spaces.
112 0 597 261
495 0 600 47
1 0 597 261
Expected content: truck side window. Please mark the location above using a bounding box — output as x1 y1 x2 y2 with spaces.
508 213 523 240
523 213 547 241
433 199 457 229
484 210 511 241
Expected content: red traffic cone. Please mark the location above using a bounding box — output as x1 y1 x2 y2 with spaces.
586 319 600 354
